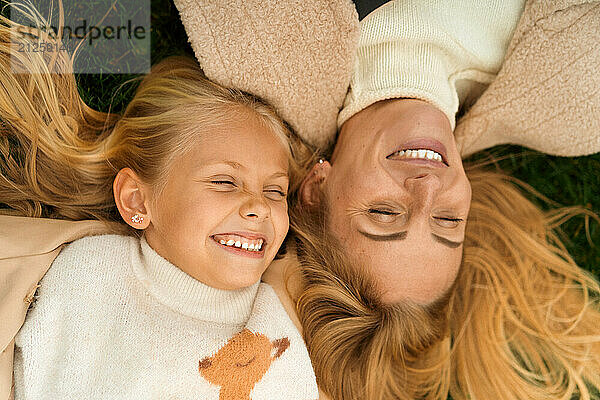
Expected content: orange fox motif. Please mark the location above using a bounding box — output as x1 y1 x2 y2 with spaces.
199 329 290 400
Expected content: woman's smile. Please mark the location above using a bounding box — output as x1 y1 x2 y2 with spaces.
386 138 449 166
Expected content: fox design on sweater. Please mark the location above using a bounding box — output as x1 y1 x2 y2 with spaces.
199 329 290 400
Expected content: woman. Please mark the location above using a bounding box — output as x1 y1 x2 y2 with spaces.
178 0 600 399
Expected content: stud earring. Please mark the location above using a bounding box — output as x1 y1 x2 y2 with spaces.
318 158 324 164
131 214 144 224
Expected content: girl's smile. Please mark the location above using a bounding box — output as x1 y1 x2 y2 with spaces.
211 232 267 258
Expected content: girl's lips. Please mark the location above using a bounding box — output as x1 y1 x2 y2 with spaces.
213 231 267 242
210 232 268 259
211 236 266 258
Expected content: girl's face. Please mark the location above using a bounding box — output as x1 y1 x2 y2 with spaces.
143 109 290 290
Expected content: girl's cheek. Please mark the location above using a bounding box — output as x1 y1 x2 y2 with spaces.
274 205 290 236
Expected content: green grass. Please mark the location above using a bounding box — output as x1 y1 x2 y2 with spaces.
76 0 193 113
71 0 600 280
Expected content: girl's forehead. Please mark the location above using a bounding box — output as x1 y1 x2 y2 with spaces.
174 128 289 175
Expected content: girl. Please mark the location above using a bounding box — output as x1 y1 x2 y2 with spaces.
0 13 318 400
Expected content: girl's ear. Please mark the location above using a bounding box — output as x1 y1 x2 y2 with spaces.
113 168 152 229
299 160 331 207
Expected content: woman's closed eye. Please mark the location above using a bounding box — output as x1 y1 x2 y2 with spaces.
369 208 399 215
367 208 403 223
433 216 464 228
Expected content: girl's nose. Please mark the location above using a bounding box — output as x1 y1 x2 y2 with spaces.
239 196 270 222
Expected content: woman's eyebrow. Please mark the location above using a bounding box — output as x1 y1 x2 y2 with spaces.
357 230 462 248
432 234 463 248
357 230 407 241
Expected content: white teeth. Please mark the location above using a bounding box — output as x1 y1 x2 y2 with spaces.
392 148 443 163
216 236 265 251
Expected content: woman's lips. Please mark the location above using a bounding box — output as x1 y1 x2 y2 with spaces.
387 138 449 166
393 158 447 168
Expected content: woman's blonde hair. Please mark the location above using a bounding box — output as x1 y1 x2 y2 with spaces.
291 163 600 400
0 13 306 230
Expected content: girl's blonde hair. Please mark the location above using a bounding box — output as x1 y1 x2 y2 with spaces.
291 164 600 400
0 13 305 231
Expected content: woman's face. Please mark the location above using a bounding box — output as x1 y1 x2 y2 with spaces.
143 109 290 290
307 99 471 304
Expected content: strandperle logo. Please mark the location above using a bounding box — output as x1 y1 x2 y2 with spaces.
9 0 150 74
16 19 147 45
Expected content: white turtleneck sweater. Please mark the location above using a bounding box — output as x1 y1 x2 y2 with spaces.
13 234 318 400
338 0 526 129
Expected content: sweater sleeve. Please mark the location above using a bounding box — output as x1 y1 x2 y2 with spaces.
455 0 600 157
338 0 525 129
172 0 359 150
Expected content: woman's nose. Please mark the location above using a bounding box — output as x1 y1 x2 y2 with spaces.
239 195 270 222
404 174 441 208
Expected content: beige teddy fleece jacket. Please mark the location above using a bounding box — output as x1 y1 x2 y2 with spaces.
2 1 600 399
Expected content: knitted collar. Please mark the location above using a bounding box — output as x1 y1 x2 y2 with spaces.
130 236 260 325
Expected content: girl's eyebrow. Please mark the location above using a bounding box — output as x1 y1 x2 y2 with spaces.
221 161 243 170
269 172 288 179
201 162 287 179
198 161 244 170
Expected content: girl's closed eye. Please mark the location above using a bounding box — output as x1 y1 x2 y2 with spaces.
264 186 287 200
208 176 237 189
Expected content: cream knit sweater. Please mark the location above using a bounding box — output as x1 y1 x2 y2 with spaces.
338 0 526 129
13 234 318 400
